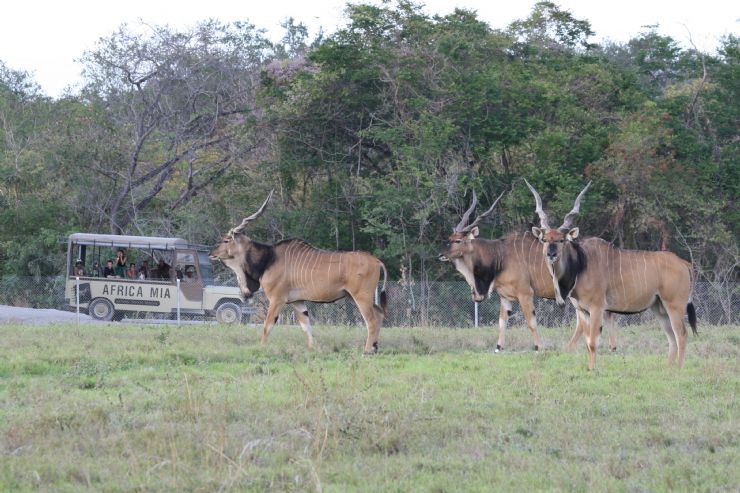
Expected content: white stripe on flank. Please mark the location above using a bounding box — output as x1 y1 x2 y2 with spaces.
291 243 301 286
285 242 296 284
303 251 312 290
301 248 311 289
296 247 307 288
309 250 320 291
519 232 525 261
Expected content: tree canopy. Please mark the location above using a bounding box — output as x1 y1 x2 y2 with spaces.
0 1 737 284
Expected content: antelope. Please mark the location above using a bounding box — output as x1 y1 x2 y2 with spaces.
439 190 616 352
525 179 697 369
209 191 388 353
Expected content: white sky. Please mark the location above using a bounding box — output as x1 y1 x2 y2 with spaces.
1 0 737 98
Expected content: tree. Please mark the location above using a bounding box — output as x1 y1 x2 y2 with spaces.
0 63 72 276
77 20 272 234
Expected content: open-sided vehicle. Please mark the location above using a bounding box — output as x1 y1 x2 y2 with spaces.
64 233 249 323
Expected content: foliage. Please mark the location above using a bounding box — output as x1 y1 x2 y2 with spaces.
0 1 736 282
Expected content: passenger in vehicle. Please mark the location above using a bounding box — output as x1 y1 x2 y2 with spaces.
114 249 127 278
74 260 85 276
141 260 151 279
138 266 147 280
153 258 171 279
126 262 137 279
183 266 197 282
103 259 116 278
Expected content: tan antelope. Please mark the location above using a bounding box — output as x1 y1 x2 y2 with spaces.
209 191 388 353
439 190 616 352
524 179 697 369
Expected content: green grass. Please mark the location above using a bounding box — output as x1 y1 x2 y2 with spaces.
1 322 738 492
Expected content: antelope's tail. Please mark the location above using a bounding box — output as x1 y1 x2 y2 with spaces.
686 263 698 335
687 302 698 335
378 261 388 316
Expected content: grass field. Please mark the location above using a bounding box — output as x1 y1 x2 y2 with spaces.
1 321 738 492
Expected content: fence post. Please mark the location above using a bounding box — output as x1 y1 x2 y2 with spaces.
474 301 479 328
75 276 80 325
176 278 181 326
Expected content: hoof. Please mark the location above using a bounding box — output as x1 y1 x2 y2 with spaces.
610 347 617 352
363 341 379 355
534 345 539 351
495 344 503 353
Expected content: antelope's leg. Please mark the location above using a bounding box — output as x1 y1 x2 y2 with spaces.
496 297 513 351
604 311 617 352
519 296 541 351
350 292 381 354
651 301 677 366
666 302 688 368
292 301 314 349
261 301 284 345
584 308 604 370
565 302 586 351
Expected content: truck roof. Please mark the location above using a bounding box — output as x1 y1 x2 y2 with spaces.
68 233 194 250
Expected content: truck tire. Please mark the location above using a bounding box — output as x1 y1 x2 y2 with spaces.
88 298 115 321
216 302 242 324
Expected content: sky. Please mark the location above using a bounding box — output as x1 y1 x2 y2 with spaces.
1 0 737 98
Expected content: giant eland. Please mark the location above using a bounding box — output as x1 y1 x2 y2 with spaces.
439 189 616 352
524 180 697 369
210 191 388 353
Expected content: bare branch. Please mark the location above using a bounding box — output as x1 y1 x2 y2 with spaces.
682 25 709 128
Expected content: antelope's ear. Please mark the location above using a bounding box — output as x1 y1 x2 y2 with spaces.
566 228 580 241
468 226 480 239
531 226 544 241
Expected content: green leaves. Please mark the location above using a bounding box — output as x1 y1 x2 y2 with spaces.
0 2 735 282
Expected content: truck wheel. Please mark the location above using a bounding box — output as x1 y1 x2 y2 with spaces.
216 302 242 324
88 298 115 321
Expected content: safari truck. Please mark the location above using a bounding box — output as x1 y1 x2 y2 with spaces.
64 233 250 323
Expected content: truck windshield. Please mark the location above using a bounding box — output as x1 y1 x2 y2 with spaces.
198 252 215 285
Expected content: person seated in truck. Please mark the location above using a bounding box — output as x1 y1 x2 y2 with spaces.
103 259 116 278
152 258 171 279
73 260 85 277
183 265 197 282
126 262 138 280
114 249 127 278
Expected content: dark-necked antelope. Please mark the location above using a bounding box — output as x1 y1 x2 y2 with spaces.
209 191 388 353
439 190 616 352
525 179 697 369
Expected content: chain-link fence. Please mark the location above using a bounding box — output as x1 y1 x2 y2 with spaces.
1 276 737 327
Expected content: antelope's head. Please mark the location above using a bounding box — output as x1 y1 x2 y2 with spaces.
439 190 505 262
209 190 273 297
524 179 590 266
209 231 248 263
